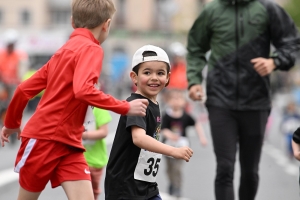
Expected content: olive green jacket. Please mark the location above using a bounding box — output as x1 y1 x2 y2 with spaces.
187 0 300 110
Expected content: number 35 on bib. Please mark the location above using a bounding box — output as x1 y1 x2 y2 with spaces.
134 150 162 182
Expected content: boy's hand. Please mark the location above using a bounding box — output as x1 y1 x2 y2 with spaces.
127 99 149 116
1 126 21 147
172 146 193 162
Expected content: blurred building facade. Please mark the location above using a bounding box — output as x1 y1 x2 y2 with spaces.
0 0 206 70
0 0 289 57
0 0 209 91
0 0 205 56
0 0 293 94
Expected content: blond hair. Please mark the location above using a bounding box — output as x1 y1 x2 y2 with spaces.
72 0 116 29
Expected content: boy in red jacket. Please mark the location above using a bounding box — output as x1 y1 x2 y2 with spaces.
0 0 148 200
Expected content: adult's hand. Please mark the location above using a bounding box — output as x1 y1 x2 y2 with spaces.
251 57 276 76
1 126 21 147
127 99 149 116
188 84 203 101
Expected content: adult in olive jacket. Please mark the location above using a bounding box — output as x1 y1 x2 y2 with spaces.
186 0 300 199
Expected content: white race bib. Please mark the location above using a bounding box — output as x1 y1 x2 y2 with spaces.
82 105 96 145
82 84 99 146
134 150 162 182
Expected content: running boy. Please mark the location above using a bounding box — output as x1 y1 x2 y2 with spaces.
0 0 148 200
105 45 193 200
83 105 112 200
161 89 207 198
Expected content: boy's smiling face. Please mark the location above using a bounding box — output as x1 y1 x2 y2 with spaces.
130 61 170 103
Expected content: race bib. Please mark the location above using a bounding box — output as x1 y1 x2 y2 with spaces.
82 84 99 146
134 150 162 182
82 105 96 145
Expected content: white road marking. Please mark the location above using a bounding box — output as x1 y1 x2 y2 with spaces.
263 143 298 176
0 168 18 188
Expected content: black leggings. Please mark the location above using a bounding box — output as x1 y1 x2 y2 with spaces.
207 106 269 200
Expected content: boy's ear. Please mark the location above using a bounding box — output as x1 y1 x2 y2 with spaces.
130 71 138 86
103 19 111 32
165 72 171 87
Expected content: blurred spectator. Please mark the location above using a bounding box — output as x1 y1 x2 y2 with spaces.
167 42 188 90
0 82 8 126
280 101 300 159
161 89 207 198
160 42 190 112
110 47 129 98
0 29 28 144
0 29 29 100
290 68 300 106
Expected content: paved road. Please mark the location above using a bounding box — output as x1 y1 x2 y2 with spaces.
0 95 299 200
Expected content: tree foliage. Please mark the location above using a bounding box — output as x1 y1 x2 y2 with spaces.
284 0 300 29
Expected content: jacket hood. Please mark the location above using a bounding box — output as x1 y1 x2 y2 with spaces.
219 0 255 4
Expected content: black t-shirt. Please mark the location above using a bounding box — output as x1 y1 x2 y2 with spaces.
105 93 162 200
161 110 195 138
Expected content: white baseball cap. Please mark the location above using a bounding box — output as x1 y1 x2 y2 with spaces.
169 42 187 57
131 45 171 69
3 29 19 44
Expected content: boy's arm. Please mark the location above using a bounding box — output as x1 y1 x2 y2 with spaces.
83 108 111 140
4 64 48 129
73 46 130 115
195 122 208 146
186 7 211 88
82 123 108 140
161 128 179 141
131 126 193 162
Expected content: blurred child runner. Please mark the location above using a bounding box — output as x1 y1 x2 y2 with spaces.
105 45 193 200
160 42 188 111
0 0 149 200
161 89 207 198
167 42 188 90
82 94 112 200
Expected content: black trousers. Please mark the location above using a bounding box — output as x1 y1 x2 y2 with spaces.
207 106 269 200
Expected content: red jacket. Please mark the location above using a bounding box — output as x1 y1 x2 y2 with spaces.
5 28 129 150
